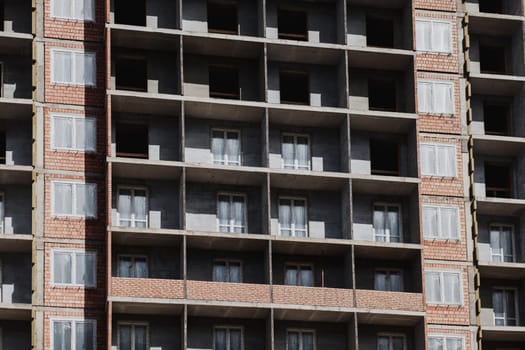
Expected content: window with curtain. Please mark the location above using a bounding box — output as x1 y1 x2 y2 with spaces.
418 80 454 115
52 181 97 218
286 330 315 350
420 142 457 177
52 0 95 21
374 269 402 292
493 288 517 326
52 115 96 152
279 198 307 237
284 264 314 287
373 204 401 243
490 224 515 262
213 260 242 283
52 49 96 86
282 134 310 170
415 19 452 53
0 193 4 234
52 319 96 350
118 323 148 350
422 205 459 240
117 187 148 228
217 193 247 233
377 334 405 350
425 270 461 305
428 335 463 350
117 255 148 278
211 129 241 166
214 326 243 350
53 250 96 287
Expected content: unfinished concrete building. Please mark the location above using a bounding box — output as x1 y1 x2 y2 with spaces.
0 0 523 349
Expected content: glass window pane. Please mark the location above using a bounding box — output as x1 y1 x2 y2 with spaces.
229 262 241 283
287 332 299 350
390 272 402 292
54 183 73 215
302 332 314 350
285 266 297 285
212 131 225 164
218 195 230 232
230 329 242 350
119 325 132 350
134 325 147 350
226 132 240 165
118 256 133 278
133 189 148 227
282 136 295 168
214 329 226 350
76 321 94 350
54 252 72 284
232 196 245 233
54 321 71 350
279 199 292 235
375 271 387 291
299 266 313 287
135 258 148 278
213 261 226 282
296 137 309 169
373 206 386 241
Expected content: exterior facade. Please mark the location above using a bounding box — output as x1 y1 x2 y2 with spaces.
0 0 523 349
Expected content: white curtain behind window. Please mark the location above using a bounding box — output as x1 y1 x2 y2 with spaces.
230 329 242 350
54 183 73 215
229 262 241 283
287 332 299 350
440 207 458 239
76 321 94 350
134 189 148 228
420 144 436 175
53 117 73 149
434 22 451 53
296 136 309 169
422 206 438 238
134 325 147 350
444 272 460 304
279 199 292 236
302 332 314 350
212 131 225 164
415 20 431 51
282 135 294 169
119 325 132 350
54 321 71 350
118 189 132 226
373 206 386 242
232 196 245 233
54 252 72 284
375 271 387 291
293 200 306 237
213 262 226 282
226 131 240 165
425 272 441 303
214 329 226 350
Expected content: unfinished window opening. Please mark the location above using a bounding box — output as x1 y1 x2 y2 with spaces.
0 0 3 31
280 71 309 105
367 16 394 48
207 1 238 34
278 9 307 41
116 58 147 92
485 163 512 198
209 65 240 99
115 0 146 26
480 44 507 74
0 131 5 164
479 0 504 14
116 123 148 159
369 78 397 111
484 103 510 136
370 139 399 176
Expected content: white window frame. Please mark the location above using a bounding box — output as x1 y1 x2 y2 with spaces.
425 269 463 305
0 192 5 234
117 186 149 228
212 259 243 283
51 114 97 153
50 317 97 350
50 0 95 22
117 254 149 278
420 142 457 178
489 224 516 263
117 321 149 350
278 196 308 237
428 334 465 350
286 328 316 350
213 325 244 350
284 262 314 287
493 287 519 326
281 133 311 170
372 202 403 243
0 63 3 97
50 48 97 87
51 180 97 218
418 80 455 115
51 248 97 287
374 268 403 292
377 333 407 350
415 19 452 54
216 192 248 233
0 259 3 302
211 128 242 166
422 204 460 240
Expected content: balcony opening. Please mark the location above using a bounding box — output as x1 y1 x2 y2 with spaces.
0 131 5 164
484 103 510 136
116 123 148 159
479 0 504 14
369 78 396 111
209 65 240 99
0 1 3 31
480 44 507 74
115 0 146 26
278 9 307 41
116 58 147 92
280 71 309 105
366 16 394 48
207 1 238 34
370 139 399 176
485 163 512 198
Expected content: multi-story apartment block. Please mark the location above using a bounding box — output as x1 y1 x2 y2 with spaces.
0 0 523 349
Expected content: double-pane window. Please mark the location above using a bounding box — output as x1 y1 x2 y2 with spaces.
52 50 96 86
53 250 96 287
418 81 454 115
375 270 402 292
282 134 310 170
214 327 242 350
425 271 461 305
53 181 97 218
490 225 514 262
117 255 148 278
212 129 241 166
493 288 517 326
428 336 463 350
287 330 314 350
213 260 242 283
118 323 148 350
52 319 96 350
377 334 405 350
0 193 4 234
421 143 457 177
279 198 307 237
52 0 95 21
416 20 452 53
118 187 148 228
422 205 459 240
52 115 96 152
373 204 401 243
285 264 314 287
217 194 246 233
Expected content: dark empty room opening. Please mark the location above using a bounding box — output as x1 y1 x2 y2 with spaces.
0 0 4 31
278 9 307 41
369 78 397 111
485 163 512 198
370 140 400 176
480 44 507 74
116 58 147 92
484 103 510 136
367 16 394 48
116 123 149 159
207 1 238 34
115 0 146 26
209 65 240 99
479 0 504 13
280 71 309 105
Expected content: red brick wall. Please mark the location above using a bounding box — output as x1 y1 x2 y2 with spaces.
111 277 185 300
355 290 424 312
272 285 354 308
187 280 271 304
414 0 457 12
